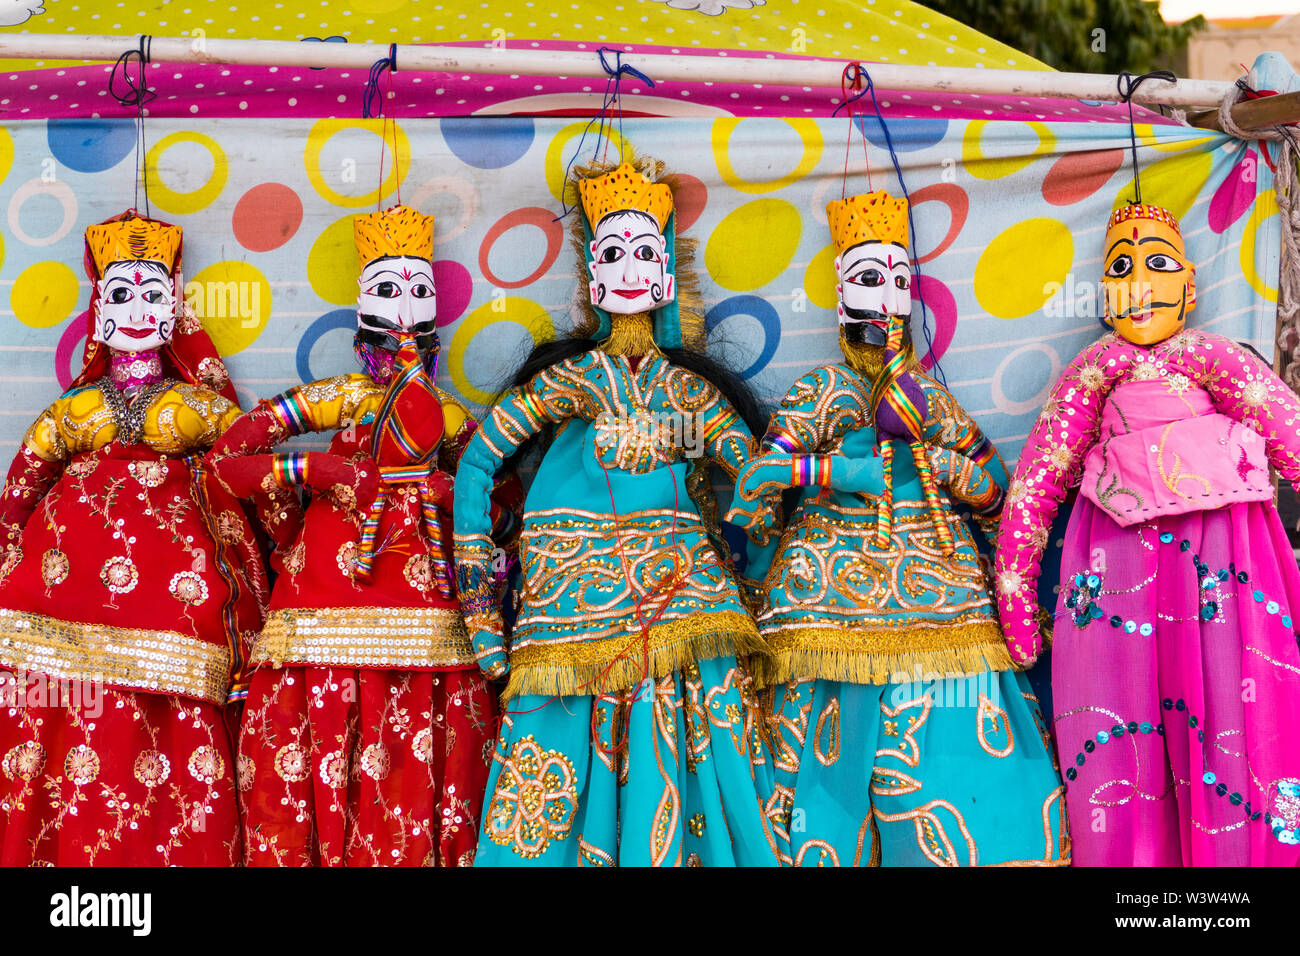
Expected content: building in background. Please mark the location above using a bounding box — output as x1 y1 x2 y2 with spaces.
1177 14 1299 80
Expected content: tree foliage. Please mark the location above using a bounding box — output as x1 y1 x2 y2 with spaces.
921 0 1206 74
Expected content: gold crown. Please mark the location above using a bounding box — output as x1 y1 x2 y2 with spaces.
826 190 909 252
353 204 435 268
85 215 182 275
578 162 673 231
1107 202 1181 237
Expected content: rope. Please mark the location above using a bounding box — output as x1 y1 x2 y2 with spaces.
362 44 401 209
1215 80 1300 389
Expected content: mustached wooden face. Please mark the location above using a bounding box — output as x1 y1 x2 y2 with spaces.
1102 218 1196 345
588 210 674 315
835 241 912 336
94 261 175 353
357 255 437 334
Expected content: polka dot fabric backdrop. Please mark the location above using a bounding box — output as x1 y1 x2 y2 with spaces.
0 114 1280 471
1 0 1160 124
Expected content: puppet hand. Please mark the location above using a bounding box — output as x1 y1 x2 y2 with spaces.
735 456 795 502
422 468 456 507
725 492 781 547
826 454 886 496
210 404 291 459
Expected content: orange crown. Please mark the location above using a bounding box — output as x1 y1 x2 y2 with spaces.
353 204 435 268
826 190 909 251
578 162 674 231
85 215 182 274
1107 202 1182 237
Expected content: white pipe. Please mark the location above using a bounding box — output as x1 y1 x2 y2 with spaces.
0 33 1237 107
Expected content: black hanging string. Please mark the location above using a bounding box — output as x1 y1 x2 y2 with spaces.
1116 70 1176 206
361 43 398 119
555 47 655 221
108 35 156 217
834 62 943 384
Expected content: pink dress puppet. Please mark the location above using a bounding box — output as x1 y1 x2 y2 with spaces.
995 202 1300 865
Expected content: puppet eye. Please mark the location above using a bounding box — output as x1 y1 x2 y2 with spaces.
107 287 133 304
410 284 434 298
141 290 166 304
598 247 625 264
849 268 885 288
894 274 910 291
1146 254 1182 273
1105 254 1133 278
367 281 401 298
633 244 657 262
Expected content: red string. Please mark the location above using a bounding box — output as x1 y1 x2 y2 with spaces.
840 63 873 200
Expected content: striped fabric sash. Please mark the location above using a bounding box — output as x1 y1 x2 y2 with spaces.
870 316 956 555
353 339 452 596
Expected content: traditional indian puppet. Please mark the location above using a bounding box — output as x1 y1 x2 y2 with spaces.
209 205 517 866
0 211 290 865
453 156 788 866
730 190 1069 867
995 200 1300 865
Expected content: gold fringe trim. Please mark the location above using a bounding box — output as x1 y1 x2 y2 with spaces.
600 312 661 358
759 620 1011 686
0 607 232 704
505 610 764 700
253 605 473 670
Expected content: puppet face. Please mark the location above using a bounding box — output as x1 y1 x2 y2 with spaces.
94 260 175 353
588 210 674 315
836 241 912 347
1102 217 1195 345
356 255 438 353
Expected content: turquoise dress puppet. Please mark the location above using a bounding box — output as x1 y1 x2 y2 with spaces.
730 190 1068 867
454 158 786 866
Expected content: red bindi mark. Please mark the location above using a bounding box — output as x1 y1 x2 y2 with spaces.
622 230 632 239
133 269 144 285
401 267 413 280
1131 227 1139 241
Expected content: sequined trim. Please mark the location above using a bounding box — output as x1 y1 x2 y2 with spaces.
0 607 231 704
251 605 473 669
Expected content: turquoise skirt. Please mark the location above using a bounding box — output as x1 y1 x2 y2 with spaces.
771 669 1069 866
476 655 787 866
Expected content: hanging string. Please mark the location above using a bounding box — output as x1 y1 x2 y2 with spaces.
554 48 655 221
834 62 943 385
836 63 873 199
107 35 156 218
1116 70 1176 206
362 44 401 210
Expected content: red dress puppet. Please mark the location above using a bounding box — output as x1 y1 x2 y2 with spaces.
211 205 518 866
0 212 293 865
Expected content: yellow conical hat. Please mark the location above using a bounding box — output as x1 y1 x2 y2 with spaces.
353 204 435 268
826 190 909 251
85 214 182 274
578 162 673 230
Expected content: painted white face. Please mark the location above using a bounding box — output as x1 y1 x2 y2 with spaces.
356 255 437 335
588 210 674 315
94 260 176 353
835 241 912 341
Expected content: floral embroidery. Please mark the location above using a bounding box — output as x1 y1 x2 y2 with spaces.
64 744 101 785
41 548 69 587
318 749 347 789
65 458 98 478
214 510 244 543
404 554 433 593
486 735 579 859
133 750 172 788
337 541 360 579
197 356 229 390
274 743 310 783
1242 380 1268 407
412 727 435 765
237 753 255 791
996 569 1025 597
360 743 390 781
282 540 307 575
187 745 225 784
127 459 167 488
100 555 139 594
1078 364 1106 391
2 741 46 781
0 544 22 583
169 571 210 607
